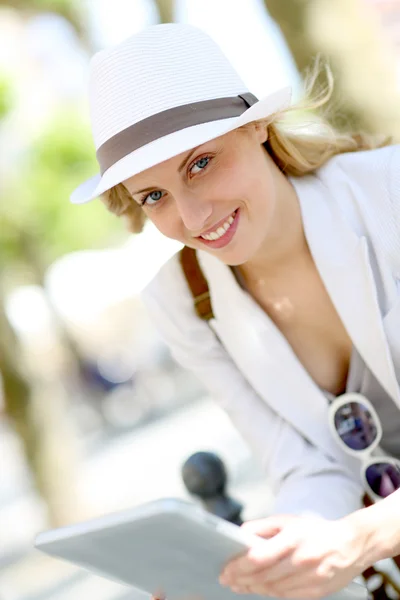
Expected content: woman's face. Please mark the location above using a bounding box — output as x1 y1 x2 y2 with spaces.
123 124 279 266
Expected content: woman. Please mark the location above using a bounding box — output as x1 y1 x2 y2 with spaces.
71 23 400 599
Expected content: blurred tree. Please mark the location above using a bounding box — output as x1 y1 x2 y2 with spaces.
262 0 400 138
0 0 90 47
153 0 175 23
0 75 14 119
3 109 118 263
0 282 84 526
0 0 123 524
0 97 121 524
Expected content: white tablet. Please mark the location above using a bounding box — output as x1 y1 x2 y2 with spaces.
35 498 367 600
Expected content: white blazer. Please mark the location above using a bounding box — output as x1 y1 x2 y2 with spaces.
142 145 400 519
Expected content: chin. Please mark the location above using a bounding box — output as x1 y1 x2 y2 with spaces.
213 246 255 267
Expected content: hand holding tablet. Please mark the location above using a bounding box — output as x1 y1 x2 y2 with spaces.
35 498 367 600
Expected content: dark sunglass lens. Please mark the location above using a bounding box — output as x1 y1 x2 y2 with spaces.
334 401 378 451
366 463 400 498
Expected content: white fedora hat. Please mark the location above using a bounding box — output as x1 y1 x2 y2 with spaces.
71 23 291 205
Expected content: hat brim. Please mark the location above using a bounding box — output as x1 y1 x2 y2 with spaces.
70 86 291 205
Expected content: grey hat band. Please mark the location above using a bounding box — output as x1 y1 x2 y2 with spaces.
96 92 258 175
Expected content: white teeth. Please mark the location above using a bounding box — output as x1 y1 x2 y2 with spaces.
201 211 236 241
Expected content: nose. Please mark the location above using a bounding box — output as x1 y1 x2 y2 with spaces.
175 190 213 234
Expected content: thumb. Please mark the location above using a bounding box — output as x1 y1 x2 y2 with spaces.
241 514 298 539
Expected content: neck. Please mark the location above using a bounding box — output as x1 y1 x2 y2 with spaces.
239 169 309 285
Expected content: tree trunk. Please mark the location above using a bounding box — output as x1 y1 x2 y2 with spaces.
153 0 175 24
17 228 88 374
0 288 85 527
263 0 400 138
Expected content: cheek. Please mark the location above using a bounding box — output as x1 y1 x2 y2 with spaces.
246 158 276 213
203 158 248 200
144 207 184 242
225 145 271 196
203 178 237 201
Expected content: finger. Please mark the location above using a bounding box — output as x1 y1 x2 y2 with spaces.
241 572 323 599
273 581 330 600
241 515 298 539
243 581 323 599
276 573 345 599
280 588 326 599
220 536 293 583
230 584 252 595
228 555 305 587
246 572 327 599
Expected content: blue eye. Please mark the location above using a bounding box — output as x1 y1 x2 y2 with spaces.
190 156 210 174
142 190 163 206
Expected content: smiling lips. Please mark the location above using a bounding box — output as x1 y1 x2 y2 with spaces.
199 210 237 241
195 209 239 250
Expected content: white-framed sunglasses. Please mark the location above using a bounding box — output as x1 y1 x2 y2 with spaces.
328 393 400 502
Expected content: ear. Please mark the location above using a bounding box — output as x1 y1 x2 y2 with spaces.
254 121 268 145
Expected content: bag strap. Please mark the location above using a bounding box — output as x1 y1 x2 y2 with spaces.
179 246 214 321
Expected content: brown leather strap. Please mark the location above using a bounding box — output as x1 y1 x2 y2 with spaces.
179 246 214 321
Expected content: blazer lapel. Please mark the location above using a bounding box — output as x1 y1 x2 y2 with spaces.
295 174 400 409
197 251 361 475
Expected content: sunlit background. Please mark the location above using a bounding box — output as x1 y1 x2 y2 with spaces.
1 1 400 598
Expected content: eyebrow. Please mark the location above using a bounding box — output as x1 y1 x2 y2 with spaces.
178 147 198 173
129 147 200 196
130 185 156 196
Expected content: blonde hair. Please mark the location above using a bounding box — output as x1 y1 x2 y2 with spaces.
101 66 390 233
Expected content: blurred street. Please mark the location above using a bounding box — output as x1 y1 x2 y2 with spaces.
0 395 274 600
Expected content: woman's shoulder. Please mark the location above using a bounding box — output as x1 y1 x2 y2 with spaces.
143 250 187 301
142 250 201 327
141 250 225 368
320 143 399 180
316 143 400 225
316 143 400 267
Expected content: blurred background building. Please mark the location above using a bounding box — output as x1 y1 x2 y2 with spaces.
1 1 400 598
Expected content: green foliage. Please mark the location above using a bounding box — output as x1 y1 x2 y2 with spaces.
0 0 81 21
0 76 14 120
0 0 88 49
27 0 77 10
1 107 125 269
